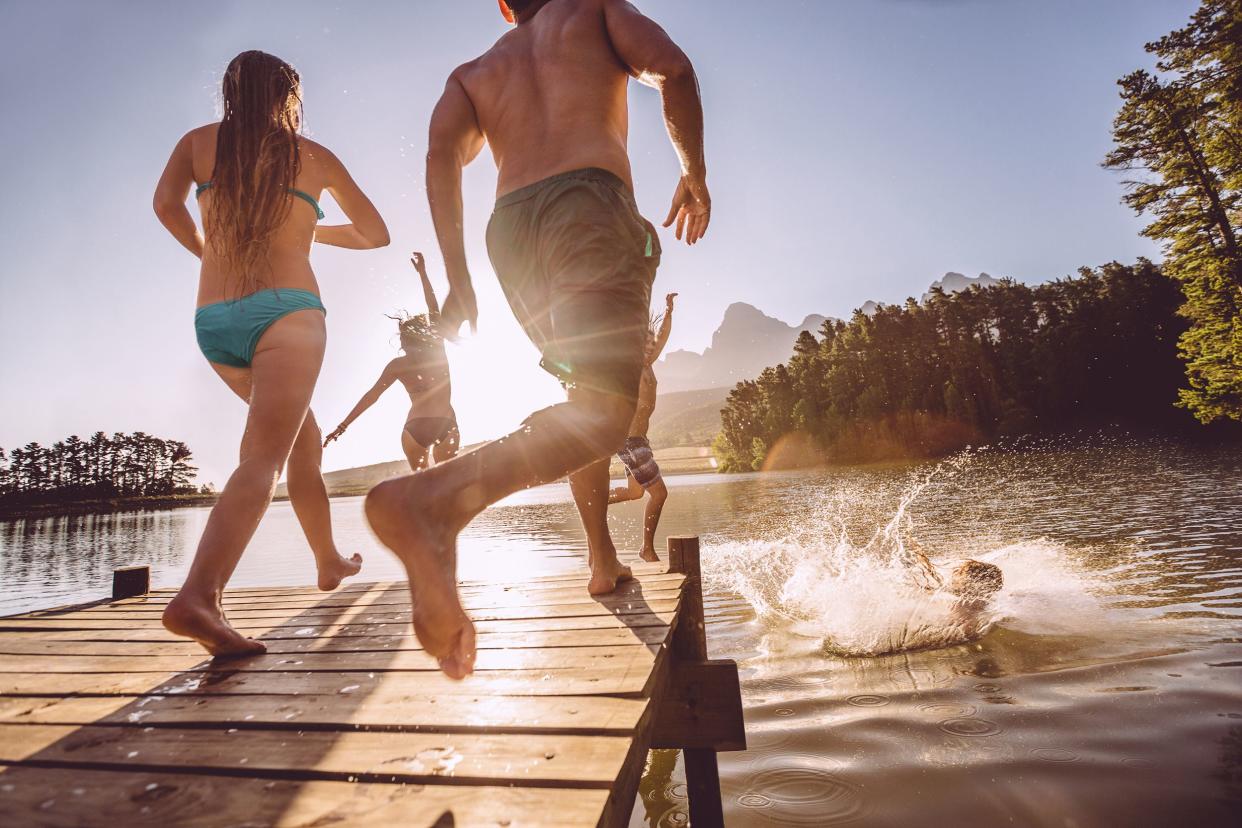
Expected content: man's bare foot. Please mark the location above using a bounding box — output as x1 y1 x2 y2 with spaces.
639 548 661 563
588 556 634 595
365 476 476 679
162 593 266 658
317 552 363 591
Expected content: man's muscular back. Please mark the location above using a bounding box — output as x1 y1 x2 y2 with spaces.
456 0 676 196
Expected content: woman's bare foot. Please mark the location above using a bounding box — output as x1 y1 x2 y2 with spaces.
162 593 266 658
639 548 661 563
317 552 363 591
365 476 476 679
588 556 634 595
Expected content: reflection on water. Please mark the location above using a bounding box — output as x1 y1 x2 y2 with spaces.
2 438 1241 826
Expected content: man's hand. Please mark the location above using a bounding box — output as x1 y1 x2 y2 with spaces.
410 251 427 275
439 283 478 339
664 174 710 245
323 424 347 447
665 292 678 311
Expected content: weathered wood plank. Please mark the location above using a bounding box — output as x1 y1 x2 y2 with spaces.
17 591 685 624
0 644 658 675
0 598 682 631
0 625 672 656
0 660 660 698
0 693 648 734
0 765 610 828
0 724 630 787
0 609 677 643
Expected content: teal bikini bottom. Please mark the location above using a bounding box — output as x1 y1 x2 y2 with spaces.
195 288 326 368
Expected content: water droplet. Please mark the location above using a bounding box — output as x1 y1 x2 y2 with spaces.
846 694 889 707
938 717 1002 737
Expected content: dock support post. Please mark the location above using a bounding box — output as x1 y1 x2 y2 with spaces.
667 535 728 827
111 565 150 600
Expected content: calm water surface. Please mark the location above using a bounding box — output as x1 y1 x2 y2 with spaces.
2 439 1240 826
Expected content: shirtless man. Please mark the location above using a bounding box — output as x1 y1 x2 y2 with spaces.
609 292 677 562
364 0 709 678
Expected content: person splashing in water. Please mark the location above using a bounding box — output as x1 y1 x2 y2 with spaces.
909 541 1004 639
153 50 389 657
324 252 460 471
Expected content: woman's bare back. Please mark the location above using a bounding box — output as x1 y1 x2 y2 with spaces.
188 124 335 305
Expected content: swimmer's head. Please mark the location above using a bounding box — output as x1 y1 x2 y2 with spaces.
389 312 438 354
645 312 664 359
947 560 1003 599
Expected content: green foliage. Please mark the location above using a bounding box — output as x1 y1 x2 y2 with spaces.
714 263 1191 468
0 432 198 506
1105 0 1242 422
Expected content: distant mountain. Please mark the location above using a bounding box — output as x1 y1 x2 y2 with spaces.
655 302 830 393
858 272 1002 316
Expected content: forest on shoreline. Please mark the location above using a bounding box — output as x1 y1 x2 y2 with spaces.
716 1 1242 471
0 432 206 518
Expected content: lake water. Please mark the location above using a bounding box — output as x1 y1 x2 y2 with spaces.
2 437 1241 826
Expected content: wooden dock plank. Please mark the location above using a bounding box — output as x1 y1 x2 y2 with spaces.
0 643 658 675
0 661 658 698
0 765 610 827
0 598 682 631
0 626 671 656
0 693 647 734
0 723 633 787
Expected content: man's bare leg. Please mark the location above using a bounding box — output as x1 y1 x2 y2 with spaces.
286 410 363 591
640 478 668 563
365 388 634 678
569 457 634 595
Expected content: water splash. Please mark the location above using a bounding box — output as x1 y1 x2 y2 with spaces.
705 450 1103 656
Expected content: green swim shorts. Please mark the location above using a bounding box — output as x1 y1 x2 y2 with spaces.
486 167 660 402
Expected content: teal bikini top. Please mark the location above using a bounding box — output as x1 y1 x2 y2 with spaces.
195 181 325 221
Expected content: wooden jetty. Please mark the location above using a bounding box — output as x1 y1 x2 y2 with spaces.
0 536 744 826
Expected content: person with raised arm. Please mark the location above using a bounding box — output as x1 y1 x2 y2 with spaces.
608 292 678 562
364 0 710 678
153 50 388 657
324 253 460 471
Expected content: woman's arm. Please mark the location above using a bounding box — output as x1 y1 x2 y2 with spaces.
311 143 390 250
323 367 397 446
411 252 440 316
647 292 678 365
152 132 205 258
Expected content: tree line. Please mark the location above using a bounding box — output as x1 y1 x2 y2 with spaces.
0 432 200 506
715 0 1241 471
713 261 1194 471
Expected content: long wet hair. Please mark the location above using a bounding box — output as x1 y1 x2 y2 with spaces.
389 312 439 357
205 50 304 294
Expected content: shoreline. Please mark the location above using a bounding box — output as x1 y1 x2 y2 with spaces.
0 493 220 521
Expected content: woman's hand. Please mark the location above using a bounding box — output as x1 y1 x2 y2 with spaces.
410 251 427 275
665 292 678 311
323 424 347 447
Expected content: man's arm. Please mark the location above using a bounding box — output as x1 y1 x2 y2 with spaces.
603 0 710 245
648 292 678 365
426 72 486 334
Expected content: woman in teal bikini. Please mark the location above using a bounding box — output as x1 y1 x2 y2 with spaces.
152 50 389 657
324 252 459 472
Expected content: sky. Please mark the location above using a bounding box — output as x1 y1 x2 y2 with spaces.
0 0 1193 485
